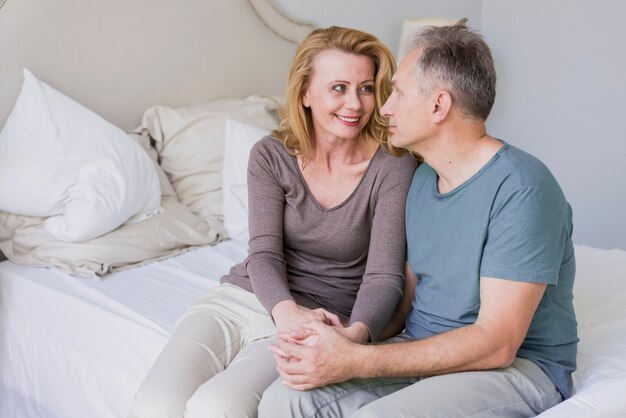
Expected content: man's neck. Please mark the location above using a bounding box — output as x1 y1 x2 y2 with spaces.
419 124 502 194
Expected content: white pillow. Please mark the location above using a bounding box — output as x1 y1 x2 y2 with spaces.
141 96 280 225
0 69 160 242
222 119 270 240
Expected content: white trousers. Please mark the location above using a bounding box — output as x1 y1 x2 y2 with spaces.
128 284 278 418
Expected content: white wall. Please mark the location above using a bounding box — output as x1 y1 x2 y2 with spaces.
481 0 626 250
274 0 481 57
276 0 626 250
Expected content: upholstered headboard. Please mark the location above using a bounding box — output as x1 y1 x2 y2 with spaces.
0 0 315 130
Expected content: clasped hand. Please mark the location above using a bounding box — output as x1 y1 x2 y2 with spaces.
270 301 366 390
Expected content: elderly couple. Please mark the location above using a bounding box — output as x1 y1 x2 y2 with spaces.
130 19 577 418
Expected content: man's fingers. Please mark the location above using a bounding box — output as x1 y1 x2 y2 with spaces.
276 355 311 375
268 344 289 359
273 338 312 360
276 326 318 343
280 379 314 391
277 371 322 391
275 365 310 384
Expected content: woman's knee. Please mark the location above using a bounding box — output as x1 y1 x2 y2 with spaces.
129 388 187 418
184 381 260 418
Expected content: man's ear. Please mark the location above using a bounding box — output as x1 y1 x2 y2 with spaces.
432 90 452 123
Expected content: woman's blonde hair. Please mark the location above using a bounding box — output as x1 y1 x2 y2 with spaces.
274 26 402 160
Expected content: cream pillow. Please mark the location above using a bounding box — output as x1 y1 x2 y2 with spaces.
0 195 218 278
222 119 270 240
141 96 280 225
0 69 161 242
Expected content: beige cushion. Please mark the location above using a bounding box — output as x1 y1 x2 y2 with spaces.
142 96 281 225
0 132 220 279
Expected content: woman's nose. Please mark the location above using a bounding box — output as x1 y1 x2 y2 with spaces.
345 90 362 111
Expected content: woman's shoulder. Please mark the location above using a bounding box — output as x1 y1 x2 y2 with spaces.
250 135 289 161
375 148 418 175
252 135 282 152
248 135 300 182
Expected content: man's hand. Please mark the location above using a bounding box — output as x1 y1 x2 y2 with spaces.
269 320 361 390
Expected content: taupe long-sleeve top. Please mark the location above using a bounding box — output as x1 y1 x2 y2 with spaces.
221 136 417 341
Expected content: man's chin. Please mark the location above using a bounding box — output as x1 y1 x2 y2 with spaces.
389 135 404 149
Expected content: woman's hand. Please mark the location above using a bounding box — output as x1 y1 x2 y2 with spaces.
271 300 343 334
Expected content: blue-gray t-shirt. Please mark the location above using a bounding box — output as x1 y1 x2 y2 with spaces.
405 141 578 398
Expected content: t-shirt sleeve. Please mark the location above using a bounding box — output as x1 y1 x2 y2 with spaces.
244 139 294 314
480 185 571 285
349 154 417 341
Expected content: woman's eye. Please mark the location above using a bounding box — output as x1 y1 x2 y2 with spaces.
360 85 374 94
332 84 346 93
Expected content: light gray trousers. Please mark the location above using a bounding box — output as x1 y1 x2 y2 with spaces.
128 284 278 418
258 335 562 418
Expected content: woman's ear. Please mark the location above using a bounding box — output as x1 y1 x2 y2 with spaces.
432 90 452 123
302 90 311 108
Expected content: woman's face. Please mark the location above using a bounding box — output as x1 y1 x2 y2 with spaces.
302 49 376 143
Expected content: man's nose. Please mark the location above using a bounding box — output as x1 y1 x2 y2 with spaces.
381 95 394 117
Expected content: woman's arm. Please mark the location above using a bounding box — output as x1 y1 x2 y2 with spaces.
348 154 417 341
378 261 417 341
244 140 294 316
245 139 342 332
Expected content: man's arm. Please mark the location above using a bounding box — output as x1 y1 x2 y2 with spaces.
271 276 546 390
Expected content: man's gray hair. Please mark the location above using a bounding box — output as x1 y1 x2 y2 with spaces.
406 18 496 121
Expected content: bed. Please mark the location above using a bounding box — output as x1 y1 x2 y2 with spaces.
0 1 625 417
1 243 625 418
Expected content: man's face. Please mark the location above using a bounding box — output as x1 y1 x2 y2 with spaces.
381 49 434 153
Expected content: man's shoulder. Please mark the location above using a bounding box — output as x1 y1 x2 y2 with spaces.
491 144 571 224
497 144 558 190
412 160 436 179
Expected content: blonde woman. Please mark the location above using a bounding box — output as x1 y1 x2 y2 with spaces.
129 26 416 418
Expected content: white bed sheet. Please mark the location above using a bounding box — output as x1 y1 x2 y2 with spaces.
0 239 248 418
1 242 625 418
538 245 626 418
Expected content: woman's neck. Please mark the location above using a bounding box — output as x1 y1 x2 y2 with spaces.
304 135 378 170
